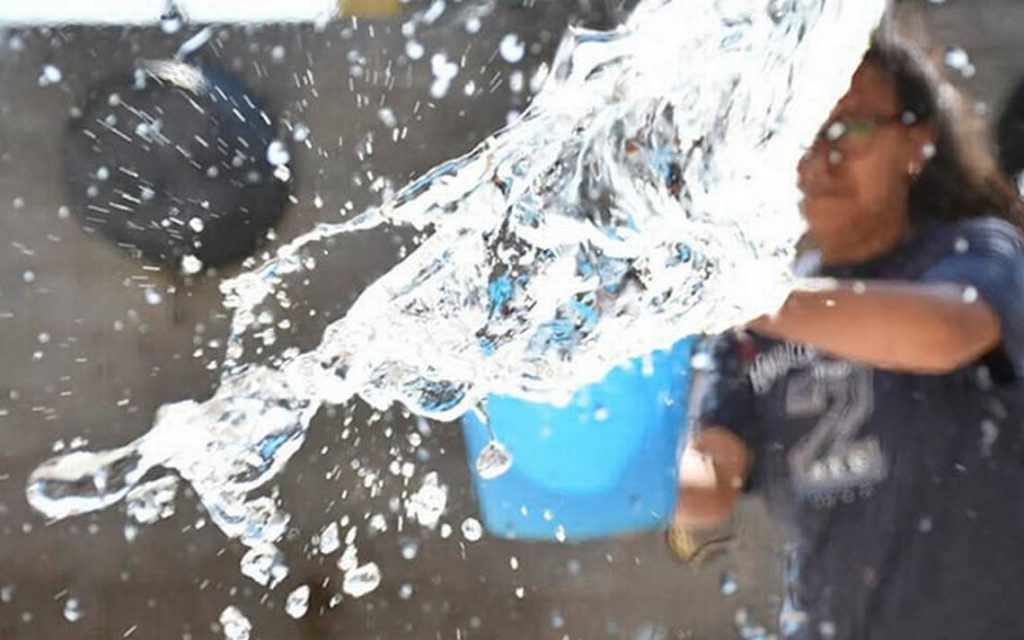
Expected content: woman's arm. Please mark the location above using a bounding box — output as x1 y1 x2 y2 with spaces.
675 427 752 530
748 279 1001 374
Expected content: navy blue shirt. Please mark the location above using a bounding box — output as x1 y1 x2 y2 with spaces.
703 217 1024 639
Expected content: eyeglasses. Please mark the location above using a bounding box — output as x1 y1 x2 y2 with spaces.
813 113 912 156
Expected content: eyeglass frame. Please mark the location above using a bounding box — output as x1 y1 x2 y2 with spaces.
812 110 920 156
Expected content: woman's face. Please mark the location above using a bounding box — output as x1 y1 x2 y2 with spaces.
797 59 936 247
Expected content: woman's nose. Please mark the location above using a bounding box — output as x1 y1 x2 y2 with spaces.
798 137 837 186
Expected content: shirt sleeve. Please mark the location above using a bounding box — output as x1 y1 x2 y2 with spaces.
919 217 1024 373
695 331 760 490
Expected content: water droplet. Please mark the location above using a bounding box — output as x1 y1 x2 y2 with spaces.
499 34 525 63
38 64 62 87
219 605 252 640
980 419 999 458
721 570 738 596
181 254 204 275
508 71 524 94
551 610 565 629
400 538 419 560
144 288 163 306
292 123 310 143
475 440 513 480
239 544 289 589
405 40 425 60
944 46 976 78
460 517 483 542
337 543 358 572
818 620 838 638
369 513 388 533
342 562 381 598
266 140 290 167
592 405 609 422
421 0 446 24
398 583 414 599
405 472 447 528
63 596 82 622
690 351 714 371
318 521 341 555
285 584 310 619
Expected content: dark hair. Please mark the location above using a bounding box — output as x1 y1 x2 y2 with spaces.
865 28 1024 229
997 77 1024 181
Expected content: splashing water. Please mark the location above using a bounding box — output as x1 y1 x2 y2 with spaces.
405 471 448 530
343 561 382 598
285 584 311 619
219 605 252 640
26 0 884 583
317 520 341 555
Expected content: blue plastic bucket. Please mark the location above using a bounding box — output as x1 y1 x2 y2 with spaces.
461 338 695 541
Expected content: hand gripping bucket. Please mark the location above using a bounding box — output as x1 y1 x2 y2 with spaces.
461 337 695 541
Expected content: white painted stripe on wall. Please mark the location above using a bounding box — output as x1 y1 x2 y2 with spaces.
182 0 336 24
0 0 338 25
0 0 167 25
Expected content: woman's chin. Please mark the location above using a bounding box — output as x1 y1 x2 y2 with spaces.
801 201 858 239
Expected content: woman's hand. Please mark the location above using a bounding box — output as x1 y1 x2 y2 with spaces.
675 427 752 530
748 278 1001 374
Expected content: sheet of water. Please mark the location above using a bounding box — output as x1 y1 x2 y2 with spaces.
25 0 884 587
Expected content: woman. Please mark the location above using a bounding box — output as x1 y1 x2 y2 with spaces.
676 28 1024 640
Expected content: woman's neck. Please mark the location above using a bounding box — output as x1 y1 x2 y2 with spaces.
817 216 912 267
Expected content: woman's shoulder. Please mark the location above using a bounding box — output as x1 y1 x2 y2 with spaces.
923 215 1024 258
948 214 1021 235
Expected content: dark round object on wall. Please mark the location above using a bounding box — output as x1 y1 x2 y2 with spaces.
63 61 291 274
